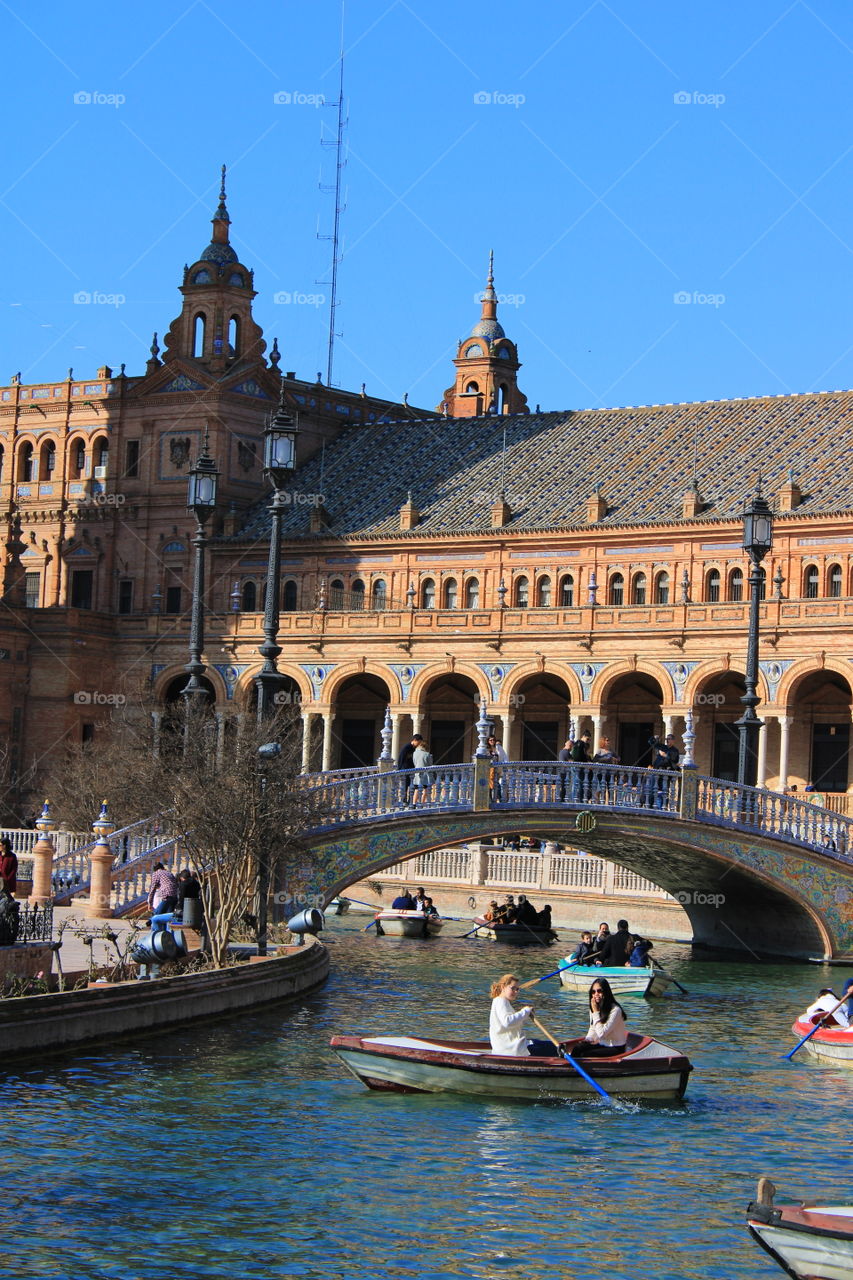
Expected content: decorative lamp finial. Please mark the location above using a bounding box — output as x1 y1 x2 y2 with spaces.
682 708 697 770
475 698 491 758
379 706 393 763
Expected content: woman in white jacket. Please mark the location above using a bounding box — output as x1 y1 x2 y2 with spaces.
570 977 628 1057
489 974 534 1056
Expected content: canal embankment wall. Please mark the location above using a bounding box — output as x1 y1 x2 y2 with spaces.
0 937 329 1063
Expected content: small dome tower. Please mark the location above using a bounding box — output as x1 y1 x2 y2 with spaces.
439 252 529 416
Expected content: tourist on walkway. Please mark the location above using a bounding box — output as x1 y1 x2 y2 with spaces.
0 837 18 896
487 735 507 801
570 977 628 1057
558 737 573 801
147 862 180 918
397 733 424 804
411 740 433 805
570 731 592 800
647 734 681 808
592 737 620 802
177 869 202 922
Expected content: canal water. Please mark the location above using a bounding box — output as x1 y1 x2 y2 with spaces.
3 918 852 1280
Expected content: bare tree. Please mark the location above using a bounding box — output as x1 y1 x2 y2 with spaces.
41 698 334 968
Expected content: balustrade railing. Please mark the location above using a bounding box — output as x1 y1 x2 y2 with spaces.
383 846 475 882
52 815 182 905
491 761 681 812
485 850 541 887
309 765 475 827
696 777 853 862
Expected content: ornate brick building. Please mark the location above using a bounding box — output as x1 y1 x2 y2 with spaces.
1 178 852 813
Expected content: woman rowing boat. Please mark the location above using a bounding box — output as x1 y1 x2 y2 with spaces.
488 973 553 1057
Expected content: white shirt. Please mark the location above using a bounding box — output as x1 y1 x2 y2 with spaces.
586 1005 628 1047
805 995 849 1027
489 995 532 1056
490 742 508 762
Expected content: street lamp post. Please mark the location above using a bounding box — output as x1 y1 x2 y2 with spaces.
736 483 774 787
255 384 298 721
183 433 219 708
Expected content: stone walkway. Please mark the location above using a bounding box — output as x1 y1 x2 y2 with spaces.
50 907 141 980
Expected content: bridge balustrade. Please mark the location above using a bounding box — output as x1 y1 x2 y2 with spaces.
491 761 681 813
696 777 853 861
310 764 475 824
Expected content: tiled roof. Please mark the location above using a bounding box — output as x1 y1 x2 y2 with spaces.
237 390 853 541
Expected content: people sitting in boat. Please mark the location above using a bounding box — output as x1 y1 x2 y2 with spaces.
569 931 596 964
845 977 853 1024
804 988 850 1028
594 922 610 955
489 973 552 1057
391 888 416 910
599 919 634 967
570 977 628 1057
412 887 428 912
628 936 653 967
483 900 501 923
535 903 553 930
515 894 539 927
497 895 517 924
423 897 439 918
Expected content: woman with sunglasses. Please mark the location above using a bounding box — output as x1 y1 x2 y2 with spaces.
570 976 628 1057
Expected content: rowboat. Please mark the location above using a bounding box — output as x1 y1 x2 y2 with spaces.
790 1017 853 1066
558 962 673 998
372 909 443 938
747 1178 853 1279
474 918 557 946
329 1030 692 1100
330 896 350 915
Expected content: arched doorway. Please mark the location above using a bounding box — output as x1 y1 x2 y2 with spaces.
693 670 746 780
603 673 665 766
420 673 480 764
334 673 392 768
790 671 852 793
512 673 572 760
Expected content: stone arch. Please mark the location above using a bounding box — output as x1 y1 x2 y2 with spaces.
408 661 489 708
683 658 769 707
592 662 669 766
589 658 672 708
777 656 853 708
333 670 396 768
502 661 584 709
232 664 312 710
153 664 225 705
322 661 401 705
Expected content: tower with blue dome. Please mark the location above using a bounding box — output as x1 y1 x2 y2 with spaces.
439 252 529 416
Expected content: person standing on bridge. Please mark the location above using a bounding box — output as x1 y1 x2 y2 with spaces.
398 733 424 805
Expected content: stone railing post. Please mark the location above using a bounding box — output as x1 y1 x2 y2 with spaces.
539 849 553 890
475 846 489 885
679 768 698 821
602 860 616 897
87 801 115 919
29 800 56 906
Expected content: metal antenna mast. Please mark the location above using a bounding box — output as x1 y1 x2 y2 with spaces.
318 2 347 387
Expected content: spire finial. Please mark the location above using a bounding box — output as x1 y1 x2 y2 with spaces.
213 164 230 227
220 163 226 203
479 250 497 321
488 249 494 289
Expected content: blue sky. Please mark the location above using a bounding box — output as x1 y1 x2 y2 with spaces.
2 0 853 412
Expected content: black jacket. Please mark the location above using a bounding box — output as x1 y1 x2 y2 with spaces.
600 928 633 967
571 740 591 763
397 742 417 771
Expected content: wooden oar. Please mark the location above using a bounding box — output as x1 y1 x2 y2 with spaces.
532 1016 614 1104
520 966 565 988
784 993 851 1060
652 958 688 995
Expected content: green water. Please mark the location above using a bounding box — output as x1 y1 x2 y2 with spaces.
2 918 851 1280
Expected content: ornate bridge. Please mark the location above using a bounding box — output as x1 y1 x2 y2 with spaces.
300 760 853 961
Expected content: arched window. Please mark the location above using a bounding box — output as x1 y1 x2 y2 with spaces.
193 313 206 359
464 381 479 394
631 572 647 605
497 383 509 413
705 569 721 602
828 564 843 598
729 568 744 602
18 443 34 483
94 437 108 472
329 579 345 610
804 564 819 599
192 269 211 284
351 580 365 610
421 577 436 609
241 581 257 612
608 573 624 606
228 315 240 356
443 577 458 609
559 574 575 606
465 577 480 609
372 579 387 610
536 575 552 607
654 571 670 604
282 580 298 611
40 440 56 477
514 575 529 608
72 441 86 478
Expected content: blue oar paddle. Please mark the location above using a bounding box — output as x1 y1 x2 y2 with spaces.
784 994 849 1059
520 967 565 988
532 1016 614 1104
